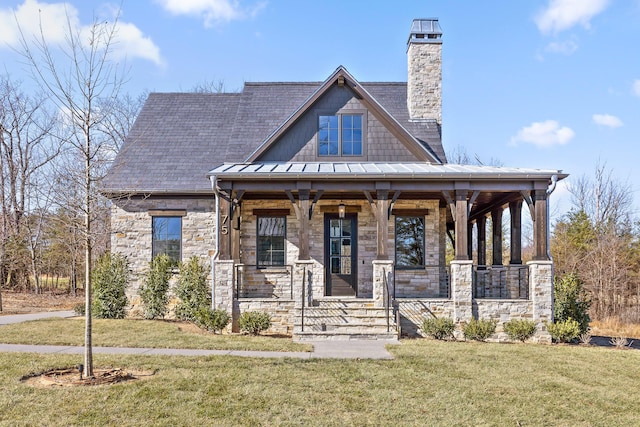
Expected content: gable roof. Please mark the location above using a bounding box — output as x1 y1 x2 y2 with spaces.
246 66 442 164
102 72 445 195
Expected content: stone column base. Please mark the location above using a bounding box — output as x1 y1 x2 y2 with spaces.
372 260 394 308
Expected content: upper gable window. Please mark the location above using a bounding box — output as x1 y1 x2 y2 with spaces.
318 114 363 156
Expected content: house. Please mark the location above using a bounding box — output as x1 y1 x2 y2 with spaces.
102 19 566 342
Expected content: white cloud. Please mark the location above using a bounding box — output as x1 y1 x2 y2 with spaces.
511 120 575 148
156 0 266 27
0 0 163 65
544 39 578 55
535 0 610 34
592 114 623 128
633 80 640 97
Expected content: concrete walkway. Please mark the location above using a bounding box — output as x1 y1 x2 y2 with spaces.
0 311 398 359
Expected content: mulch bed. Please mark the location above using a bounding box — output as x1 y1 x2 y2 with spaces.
20 367 156 388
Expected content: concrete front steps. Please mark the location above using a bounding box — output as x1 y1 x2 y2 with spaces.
293 298 399 341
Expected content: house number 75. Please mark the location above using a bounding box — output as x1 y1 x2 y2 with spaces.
220 215 229 235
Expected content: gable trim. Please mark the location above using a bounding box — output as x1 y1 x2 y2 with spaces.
244 66 442 164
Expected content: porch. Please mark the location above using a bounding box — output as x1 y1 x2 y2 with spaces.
209 162 563 342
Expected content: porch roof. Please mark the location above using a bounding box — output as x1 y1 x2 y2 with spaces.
209 162 567 182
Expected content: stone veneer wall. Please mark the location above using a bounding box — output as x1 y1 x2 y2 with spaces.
110 197 215 316
238 199 444 300
407 41 442 122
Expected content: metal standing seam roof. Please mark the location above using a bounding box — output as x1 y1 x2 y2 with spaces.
209 162 567 181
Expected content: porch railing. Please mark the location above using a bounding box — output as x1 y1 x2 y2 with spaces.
383 266 400 336
473 265 529 299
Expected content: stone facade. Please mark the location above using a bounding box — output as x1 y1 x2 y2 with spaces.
110 197 215 315
407 41 442 123
111 195 554 342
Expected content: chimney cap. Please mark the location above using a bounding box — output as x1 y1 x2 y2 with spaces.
408 18 442 44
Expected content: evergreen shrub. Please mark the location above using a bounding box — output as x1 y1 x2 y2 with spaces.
91 253 129 319
422 317 455 340
140 254 172 319
239 311 271 335
463 318 497 341
503 319 536 342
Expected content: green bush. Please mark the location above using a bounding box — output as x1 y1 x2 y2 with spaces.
463 318 497 341
140 254 173 319
546 318 581 343
503 319 536 342
422 317 455 340
194 307 230 333
239 311 271 335
174 257 211 321
74 303 85 316
91 253 129 319
554 273 591 334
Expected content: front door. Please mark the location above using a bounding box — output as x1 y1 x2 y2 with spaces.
325 214 357 296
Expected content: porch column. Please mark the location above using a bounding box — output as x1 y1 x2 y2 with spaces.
491 208 503 266
454 190 469 261
298 190 311 260
477 215 487 267
213 259 237 332
218 197 232 260
528 260 553 343
532 190 549 261
467 222 473 261
376 187 390 260
372 260 394 307
231 203 241 262
451 259 473 339
509 200 523 264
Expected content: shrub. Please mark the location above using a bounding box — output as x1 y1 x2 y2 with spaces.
91 253 129 319
74 303 85 316
546 318 581 343
422 317 455 340
554 273 591 335
194 307 230 333
239 311 271 335
140 254 173 319
503 319 536 342
463 318 497 341
174 257 211 321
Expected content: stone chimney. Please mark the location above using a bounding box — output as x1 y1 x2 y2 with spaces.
407 18 442 124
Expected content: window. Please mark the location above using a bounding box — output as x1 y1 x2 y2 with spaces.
395 216 425 268
318 114 363 156
152 216 182 263
257 216 286 267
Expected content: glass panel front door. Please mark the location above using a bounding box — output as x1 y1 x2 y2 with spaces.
325 214 357 296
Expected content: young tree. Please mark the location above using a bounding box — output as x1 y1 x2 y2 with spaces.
17 11 127 378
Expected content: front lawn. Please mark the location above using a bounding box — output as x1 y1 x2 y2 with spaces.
0 318 311 352
0 340 638 426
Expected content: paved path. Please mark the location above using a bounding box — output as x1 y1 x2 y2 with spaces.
0 311 398 359
0 310 76 325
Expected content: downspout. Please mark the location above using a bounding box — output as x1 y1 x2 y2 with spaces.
210 175 220 309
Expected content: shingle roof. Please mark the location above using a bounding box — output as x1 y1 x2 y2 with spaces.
102 81 445 195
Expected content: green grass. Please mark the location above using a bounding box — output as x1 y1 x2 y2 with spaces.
0 318 311 352
0 340 638 426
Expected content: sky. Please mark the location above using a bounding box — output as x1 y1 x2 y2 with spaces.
1 0 640 221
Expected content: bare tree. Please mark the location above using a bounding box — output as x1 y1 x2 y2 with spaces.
553 162 640 322
17 10 126 377
0 75 57 303
190 79 229 93
569 160 633 229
